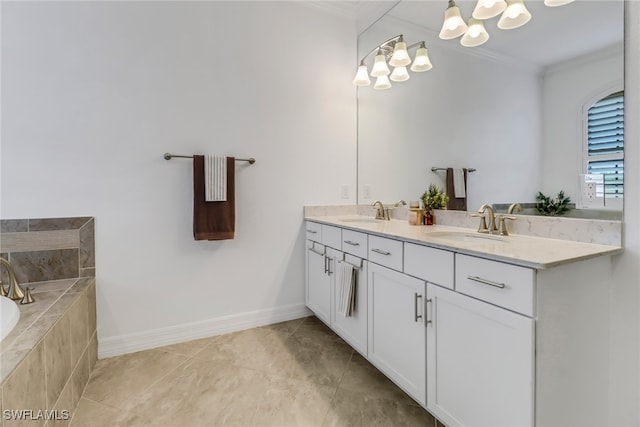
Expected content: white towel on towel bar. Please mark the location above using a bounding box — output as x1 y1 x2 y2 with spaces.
453 168 466 198
338 261 356 317
205 155 227 202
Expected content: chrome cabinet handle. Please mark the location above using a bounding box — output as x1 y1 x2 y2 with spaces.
306 229 318 234
371 248 391 256
425 298 433 326
468 275 506 289
324 255 329 274
414 293 423 322
327 257 333 275
344 240 360 246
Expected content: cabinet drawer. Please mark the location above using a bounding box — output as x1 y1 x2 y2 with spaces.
342 229 368 258
305 221 322 242
404 243 454 289
455 254 535 317
368 235 403 271
322 225 342 249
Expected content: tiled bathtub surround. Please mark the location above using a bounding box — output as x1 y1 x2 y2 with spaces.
0 278 97 427
304 205 622 246
0 217 95 283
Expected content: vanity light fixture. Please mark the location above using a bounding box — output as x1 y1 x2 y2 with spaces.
439 0 574 47
461 18 490 47
497 0 532 30
544 0 575 6
352 35 433 90
472 0 507 20
439 0 468 40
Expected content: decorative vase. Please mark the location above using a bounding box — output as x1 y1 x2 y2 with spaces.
425 210 434 225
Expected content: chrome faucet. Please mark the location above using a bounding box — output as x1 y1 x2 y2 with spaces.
471 204 498 234
0 257 33 304
371 200 386 220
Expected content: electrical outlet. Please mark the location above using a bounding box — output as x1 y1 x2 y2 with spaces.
585 182 597 200
341 185 350 199
363 185 371 199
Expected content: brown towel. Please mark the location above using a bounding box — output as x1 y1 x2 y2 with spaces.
446 168 468 211
193 155 235 240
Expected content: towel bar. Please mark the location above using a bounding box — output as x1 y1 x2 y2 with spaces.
431 167 476 172
164 153 255 164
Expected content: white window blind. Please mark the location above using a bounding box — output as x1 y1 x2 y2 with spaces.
587 91 624 198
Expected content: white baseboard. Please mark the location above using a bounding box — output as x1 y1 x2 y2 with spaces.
98 303 312 358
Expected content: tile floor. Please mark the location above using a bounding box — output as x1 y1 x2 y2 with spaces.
71 316 437 427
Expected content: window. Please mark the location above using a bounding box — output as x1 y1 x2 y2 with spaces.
585 91 624 199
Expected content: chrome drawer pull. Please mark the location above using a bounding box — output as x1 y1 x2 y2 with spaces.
414 293 423 322
425 298 433 326
306 230 318 234
344 240 360 246
371 248 391 256
467 275 506 289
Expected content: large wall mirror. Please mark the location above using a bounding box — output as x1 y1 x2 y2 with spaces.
357 0 624 220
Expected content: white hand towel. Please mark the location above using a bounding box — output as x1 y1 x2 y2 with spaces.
453 168 466 198
204 155 227 202
338 262 356 317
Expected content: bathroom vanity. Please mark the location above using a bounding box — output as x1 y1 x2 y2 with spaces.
304 213 622 427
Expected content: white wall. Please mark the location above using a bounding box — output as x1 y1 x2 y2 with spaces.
608 2 640 424
356 16 542 209
1 1 357 355
541 46 624 204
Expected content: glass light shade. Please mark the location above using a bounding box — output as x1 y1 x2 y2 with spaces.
352 65 371 86
439 6 468 40
544 0 574 6
472 0 507 19
461 18 490 47
370 53 391 77
498 0 531 30
389 41 411 67
410 46 433 72
373 75 392 90
390 66 410 82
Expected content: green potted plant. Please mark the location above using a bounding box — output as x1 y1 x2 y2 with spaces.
535 190 572 216
421 184 449 225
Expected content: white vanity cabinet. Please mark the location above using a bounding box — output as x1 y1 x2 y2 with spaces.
331 253 368 356
426 283 534 427
304 218 615 427
367 262 426 406
305 223 342 325
305 241 332 325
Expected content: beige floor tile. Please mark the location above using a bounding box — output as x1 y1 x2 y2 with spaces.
69 398 135 427
339 353 418 406
322 388 436 427
154 336 219 357
83 349 187 411
192 327 293 371
255 317 306 336
122 358 335 427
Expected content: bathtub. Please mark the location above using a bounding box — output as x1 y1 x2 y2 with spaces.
0 295 20 342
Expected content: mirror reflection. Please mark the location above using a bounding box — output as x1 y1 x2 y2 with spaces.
356 0 624 220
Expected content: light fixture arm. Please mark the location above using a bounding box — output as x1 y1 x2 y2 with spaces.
357 35 427 66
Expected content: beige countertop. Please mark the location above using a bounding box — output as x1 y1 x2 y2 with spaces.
305 214 623 269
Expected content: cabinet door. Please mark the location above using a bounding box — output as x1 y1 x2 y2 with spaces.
368 263 426 406
332 255 368 356
306 241 331 324
426 284 534 427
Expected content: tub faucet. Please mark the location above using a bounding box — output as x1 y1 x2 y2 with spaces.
0 257 31 303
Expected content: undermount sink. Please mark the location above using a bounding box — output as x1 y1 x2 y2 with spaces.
340 217 383 224
428 231 509 243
